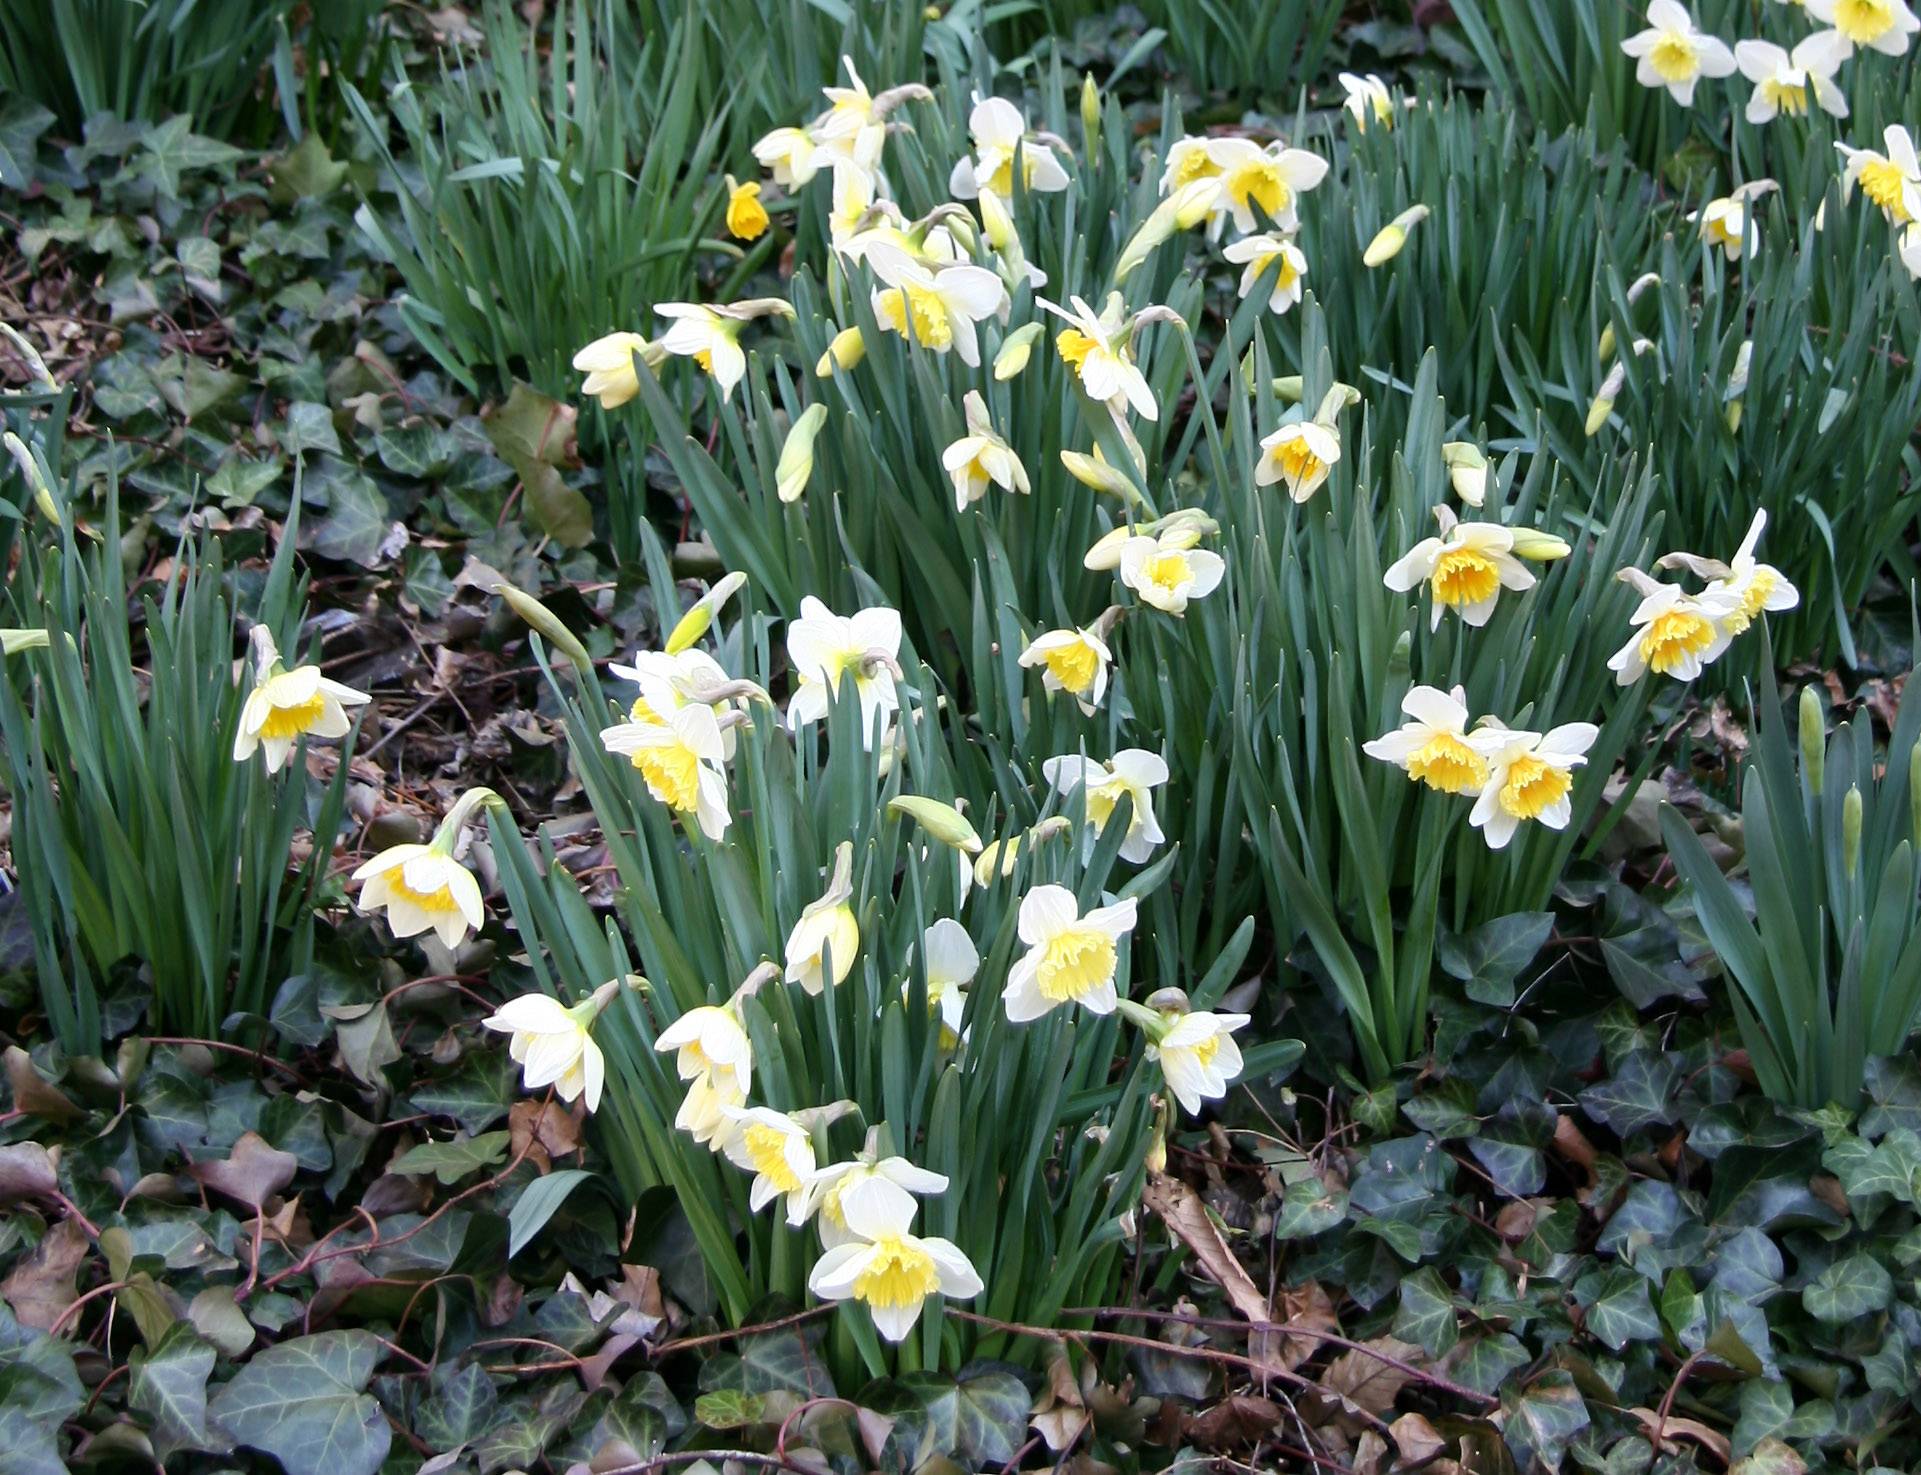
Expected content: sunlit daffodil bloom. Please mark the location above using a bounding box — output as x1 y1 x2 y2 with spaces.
807 1185 982 1341
1339 72 1396 130
785 843 860 995
913 918 978 1052
599 704 733 841
1385 507 1568 630
655 1001 753 1096
483 979 618 1114
1836 127 1921 224
949 94 1070 201
612 644 735 723
1806 0 1919 54
1363 685 1495 796
721 1106 819 1224
1468 723 1599 850
1005 884 1139 1022
1257 418 1340 502
1607 571 1735 685
1161 135 1223 193
1135 1000 1250 1116
866 245 1007 367
785 596 902 747
1441 442 1489 507
1735 36 1848 123
1655 509 1801 636
232 627 367 773
1044 749 1169 864
1040 293 1161 422
807 1142 951 1251
656 299 794 402
826 159 884 251
1223 232 1307 315
1118 529 1226 615
724 175 770 240
943 391 1029 510
1620 0 1735 105
352 788 500 950
1692 181 1776 262
572 331 666 410
1019 623 1114 713
1200 138 1329 236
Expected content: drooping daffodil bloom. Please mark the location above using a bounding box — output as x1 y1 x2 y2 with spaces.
611 644 740 735
1691 180 1777 262
1620 0 1735 106
1004 884 1139 1022
912 918 978 1052
753 125 825 189
1117 527 1226 616
1468 722 1599 850
1836 126 1921 225
725 175 770 240
720 1106 819 1224
1806 0 1919 55
600 703 734 841
654 992 754 1095
572 331 667 410
1383 506 1570 630
806 1183 982 1341
1339 72 1396 130
1223 232 1308 315
1362 685 1495 797
678 1073 746 1148
784 842 860 994
1735 35 1848 123
482 979 620 1114
1256 417 1341 502
1120 991 1250 1117
1655 509 1802 637
232 626 368 773
1039 293 1167 422
655 299 795 402
943 390 1029 510
1606 570 1737 686
1019 618 1115 714
949 94 1070 201
1199 137 1329 237
352 788 500 950
806 1136 952 1250
785 595 902 747
1043 749 1170 864
1441 442 1489 507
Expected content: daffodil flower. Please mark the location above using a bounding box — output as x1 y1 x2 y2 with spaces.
1362 685 1495 796
1836 126 1921 224
655 1000 753 1096
1223 232 1307 315
971 817 1072 888
600 704 733 841
1256 418 1341 502
1735 35 1848 123
1691 181 1776 262
656 299 794 401
1655 509 1801 636
807 1183 982 1340
720 1106 819 1224
910 918 978 1052
352 788 500 950
1620 0 1735 105
678 1073 746 1148
572 332 666 410
949 94 1071 201
1128 997 1249 1116
1005 884 1138 1022
785 842 860 994
1441 442 1488 507
865 244 1007 367
807 1138 951 1250
1161 135 1223 193
1806 0 1918 55
1200 137 1328 236
232 626 368 773
1384 507 1566 630
1606 570 1735 685
1468 723 1598 850
826 159 887 252
1117 529 1226 615
1019 622 1114 713
943 391 1029 511
610 645 737 737
483 979 619 1114
753 126 823 188
725 175 770 240
1339 72 1396 130
785 595 902 747
1900 222 1921 278
1043 749 1169 863
1039 293 1161 422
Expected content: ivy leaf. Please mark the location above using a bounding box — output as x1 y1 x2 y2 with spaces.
1274 1178 1348 1239
208 1331 389 1475
1573 1269 1659 1352
392 1132 511 1186
1801 1253 1893 1324
1835 1127 1921 1207
406 1055 514 1133
1578 1050 1679 1137
415 1363 498 1452
1442 1332 1530 1395
948 1363 1028 1467
1437 911 1554 1007
137 115 243 196
1468 1099 1551 1198
1861 1055 1921 1138
281 402 343 457
1392 1267 1458 1358
1502 1370 1589 1474
0 98 54 189
1733 1438 1809 1475
130 1325 225 1459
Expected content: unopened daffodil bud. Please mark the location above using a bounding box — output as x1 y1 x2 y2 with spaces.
1723 340 1752 434
4 431 62 526
1081 73 1101 157
665 570 748 654
495 580 591 669
1909 742 1921 844
1084 523 1133 571
0 324 56 393
1060 448 1143 503
1 628 50 656
1597 273 1660 363
1585 343 1647 437
887 795 984 853
972 815 1071 886
1844 786 1863 879
776 403 828 504
1507 527 1571 562
815 326 866 377
993 321 1044 380
1440 441 1488 507
978 187 1017 252
1363 204 1429 267
1800 687 1826 794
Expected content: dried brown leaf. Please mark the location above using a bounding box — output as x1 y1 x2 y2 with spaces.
188 1132 297 1211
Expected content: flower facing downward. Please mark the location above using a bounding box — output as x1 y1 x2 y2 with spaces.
599 704 733 841
914 918 978 1052
1469 724 1599 850
656 299 794 401
1363 685 1494 796
1620 0 1735 106
352 789 500 951
785 595 902 748
572 332 667 410
721 1107 818 1224
725 175 771 240
1256 419 1340 502
1606 571 1735 686
1441 442 1489 507
1339 72 1395 130
1735 36 1848 123
1656 509 1801 636
753 126 821 188
943 391 1030 510
1806 0 1919 55
1040 293 1163 422
1117 529 1226 615
232 628 368 773
949 94 1071 202
807 1183 982 1341
1043 749 1170 864
785 842 860 995
655 1001 753 1098
1148 1008 1250 1116
1692 181 1776 262
1018 624 1114 713
1383 507 1567 630
482 980 618 1114
1223 232 1308 315
1004 884 1139 1022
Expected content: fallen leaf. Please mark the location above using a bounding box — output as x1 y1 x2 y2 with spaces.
1 1217 90 1330
0 1142 59 1206
5 1047 82 1123
188 1132 298 1211
1144 1171 1281 1368
510 1096 581 1170
1627 1407 1733 1465
1314 1337 1423 1425
1185 1394 1282 1450
1390 1411 1447 1464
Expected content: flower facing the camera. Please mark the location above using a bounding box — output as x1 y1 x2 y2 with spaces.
1384 507 1567 630
807 1188 982 1340
1656 509 1801 637
1121 994 1250 1117
1200 138 1328 235
1806 0 1919 55
807 1144 951 1250
1606 570 1736 685
233 628 368 773
483 979 619 1114
785 596 902 748
655 298 794 401
785 842 860 994
1735 35 1848 123
1117 528 1225 615
1363 685 1494 796
1223 232 1308 315
1019 623 1114 713
721 1106 818 1224
1005 884 1138 1022
1692 181 1776 262
1044 749 1169 863
866 244 1008 368
353 788 501 950
1620 1 1735 105
1257 418 1341 502
949 94 1070 201
1469 723 1599 850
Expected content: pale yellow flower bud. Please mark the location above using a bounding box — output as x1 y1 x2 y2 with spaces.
776 403 828 504
887 795 983 853
993 322 1044 381
1362 205 1429 267
495 580 590 668
1800 687 1826 795
816 326 866 377
665 571 748 654
1081 73 1101 156
1060 448 1142 503
1 628 50 656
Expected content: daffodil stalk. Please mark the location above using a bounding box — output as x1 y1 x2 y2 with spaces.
495 579 592 672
